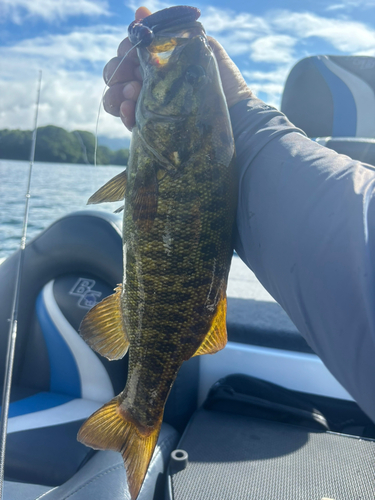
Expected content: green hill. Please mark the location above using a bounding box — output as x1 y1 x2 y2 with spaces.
0 126 129 166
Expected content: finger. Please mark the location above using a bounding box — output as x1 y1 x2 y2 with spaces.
208 37 230 64
103 55 141 86
118 37 139 59
122 80 142 101
103 83 126 117
135 7 152 20
120 100 136 131
103 80 141 117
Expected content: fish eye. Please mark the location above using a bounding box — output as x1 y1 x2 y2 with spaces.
185 65 206 87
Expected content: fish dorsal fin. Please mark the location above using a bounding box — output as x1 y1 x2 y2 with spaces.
79 284 129 360
87 169 127 205
193 294 227 357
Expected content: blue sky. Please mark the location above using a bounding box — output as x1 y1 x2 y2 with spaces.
1 0 375 141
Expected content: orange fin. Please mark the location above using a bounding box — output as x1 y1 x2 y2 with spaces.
78 396 161 500
79 285 129 361
87 169 127 204
193 294 228 356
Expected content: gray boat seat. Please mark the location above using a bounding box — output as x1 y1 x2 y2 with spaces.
3 423 179 500
4 274 127 486
281 55 375 166
0 212 128 486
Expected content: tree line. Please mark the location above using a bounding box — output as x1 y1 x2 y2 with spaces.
0 126 129 166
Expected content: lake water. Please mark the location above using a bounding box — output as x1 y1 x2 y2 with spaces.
0 160 124 261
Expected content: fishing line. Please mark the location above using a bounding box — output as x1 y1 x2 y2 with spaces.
94 41 142 167
0 70 42 500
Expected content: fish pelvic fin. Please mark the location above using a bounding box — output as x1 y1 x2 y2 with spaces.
78 396 162 500
87 169 127 204
193 293 228 357
79 284 129 360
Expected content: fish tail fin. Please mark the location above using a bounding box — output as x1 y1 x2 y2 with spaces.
78 396 161 500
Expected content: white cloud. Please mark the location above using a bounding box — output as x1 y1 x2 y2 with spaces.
272 11 375 53
0 70 131 139
250 35 296 63
201 6 269 34
0 25 125 82
2 3 375 138
199 5 375 61
0 27 132 139
0 0 110 23
326 0 375 9
242 67 292 109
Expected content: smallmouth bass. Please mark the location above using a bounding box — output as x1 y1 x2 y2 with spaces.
77 6 237 499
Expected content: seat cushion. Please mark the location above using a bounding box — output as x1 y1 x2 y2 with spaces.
3 422 179 500
3 481 51 500
281 55 375 139
315 137 375 167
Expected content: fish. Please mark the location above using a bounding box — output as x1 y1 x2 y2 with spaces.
77 6 237 499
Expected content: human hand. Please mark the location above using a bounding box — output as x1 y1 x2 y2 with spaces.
207 37 253 109
102 7 252 131
102 7 149 130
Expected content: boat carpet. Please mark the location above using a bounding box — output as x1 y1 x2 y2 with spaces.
167 407 375 500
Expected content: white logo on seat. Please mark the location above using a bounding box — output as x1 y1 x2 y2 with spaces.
69 278 102 309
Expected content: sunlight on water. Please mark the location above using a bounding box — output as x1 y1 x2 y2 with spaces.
0 160 124 260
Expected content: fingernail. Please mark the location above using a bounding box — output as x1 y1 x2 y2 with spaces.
123 83 135 99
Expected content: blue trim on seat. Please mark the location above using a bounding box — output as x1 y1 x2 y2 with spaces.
36 292 81 398
4 392 74 418
312 57 357 137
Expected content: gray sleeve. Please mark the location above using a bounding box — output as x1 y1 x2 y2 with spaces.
230 97 375 422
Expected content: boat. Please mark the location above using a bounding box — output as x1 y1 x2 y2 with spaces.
1 54 375 500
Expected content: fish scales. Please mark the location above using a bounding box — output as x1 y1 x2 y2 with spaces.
78 7 236 500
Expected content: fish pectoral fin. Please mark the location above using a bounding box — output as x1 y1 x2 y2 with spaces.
79 284 129 360
78 396 162 500
87 169 127 204
193 294 228 357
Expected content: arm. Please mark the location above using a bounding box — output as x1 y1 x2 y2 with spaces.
231 96 375 422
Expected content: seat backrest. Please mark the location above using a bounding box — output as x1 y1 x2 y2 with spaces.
25 275 118 403
0 211 127 398
281 55 375 139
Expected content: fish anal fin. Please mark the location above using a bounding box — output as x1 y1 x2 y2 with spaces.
78 396 161 500
87 169 127 204
79 284 129 360
193 294 227 357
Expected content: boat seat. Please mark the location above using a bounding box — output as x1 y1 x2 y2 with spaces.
0 212 127 486
281 55 375 165
3 423 179 500
3 274 128 486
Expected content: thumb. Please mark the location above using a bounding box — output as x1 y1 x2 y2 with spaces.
208 37 253 109
135 7 152 20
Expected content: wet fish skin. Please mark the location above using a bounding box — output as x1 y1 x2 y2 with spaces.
78 15 236 500
124 26 236 421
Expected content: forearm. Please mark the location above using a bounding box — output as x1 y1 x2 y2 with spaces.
230 97 375 421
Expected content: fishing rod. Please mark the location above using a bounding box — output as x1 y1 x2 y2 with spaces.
0 70 42 500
